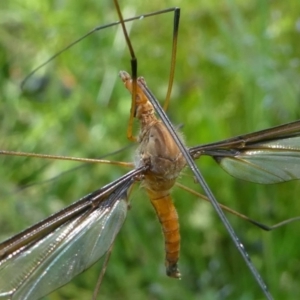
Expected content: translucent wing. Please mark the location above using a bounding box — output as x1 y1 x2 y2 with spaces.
0 168 142 300
216 136 300 184
190 120 300 184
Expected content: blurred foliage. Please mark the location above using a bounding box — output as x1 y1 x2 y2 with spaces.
1 0 300 299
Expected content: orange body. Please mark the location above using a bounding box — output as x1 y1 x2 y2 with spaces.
120 71 186 278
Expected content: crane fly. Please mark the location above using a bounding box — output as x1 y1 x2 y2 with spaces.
1 0 300 299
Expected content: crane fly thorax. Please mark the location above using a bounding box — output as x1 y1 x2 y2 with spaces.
137 120 186 192
119 70 186 192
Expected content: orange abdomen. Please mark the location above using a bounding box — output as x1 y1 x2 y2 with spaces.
146 189 181 278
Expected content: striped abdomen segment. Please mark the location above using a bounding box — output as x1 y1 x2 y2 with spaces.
147 189 181 279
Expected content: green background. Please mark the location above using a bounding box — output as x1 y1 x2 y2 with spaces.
1 0 300 299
